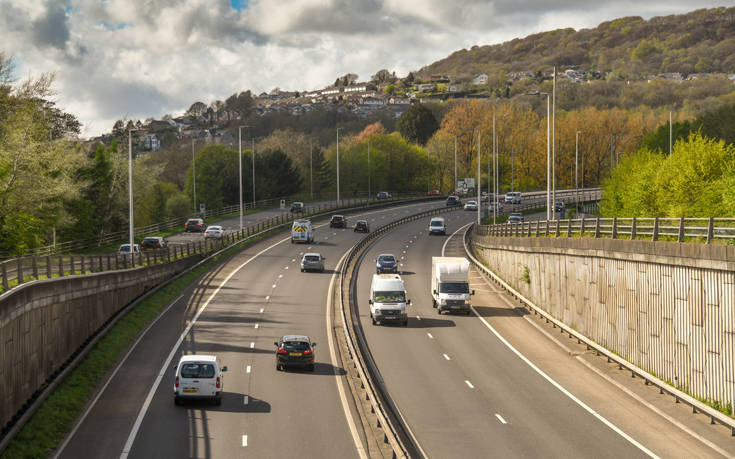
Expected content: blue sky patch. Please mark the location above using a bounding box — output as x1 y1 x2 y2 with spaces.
230 0 249 11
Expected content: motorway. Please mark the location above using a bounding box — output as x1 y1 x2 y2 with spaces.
353 210 734 458
54 199 444 459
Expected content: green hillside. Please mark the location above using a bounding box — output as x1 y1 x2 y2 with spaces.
416 7 735 80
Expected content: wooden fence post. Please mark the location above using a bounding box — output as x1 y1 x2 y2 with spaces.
652 217 659 241
535 220 540 237
706 217 714 244
32 257 39 280
580 218 586 237
555 219 560 237
678 217 685 242
80 256 86 274
545 220 550 237
1 262 8 290
566 219 572 237
611 217 618 239
46 255 52 279
631 217 637 240
595 217 601 238
60 256 65 276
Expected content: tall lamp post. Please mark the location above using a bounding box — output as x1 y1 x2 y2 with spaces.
575 130 581 216
191 139 197 213
251 137 256 209
454 135 457 193
336 127 343 205
476 130 481 225
309 138 313 200
527 92 552 220
367 137 371 200
238 125 249 231
492 113 510 224
128 128 144 263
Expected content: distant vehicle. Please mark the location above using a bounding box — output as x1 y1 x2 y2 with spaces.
185 218 206 232
376 253 398 274
427 189 440 196
446 196 461 206
488 202 503 212
554 201 565 213
204 225 224 239
330 215 347 228
377 191 392 199
275 335 316 371
290 201 305 213
300 253 325 272
463 200 478 211
431 257 474 315
428 217 446 235
369 274 410 326
140 236 166 251
117 243 140 255
354 220 370 233
508 213 523 223
173 355 227 405
504 192 522 204
291 220 314 244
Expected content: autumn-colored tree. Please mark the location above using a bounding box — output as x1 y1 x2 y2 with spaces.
355 122 386 143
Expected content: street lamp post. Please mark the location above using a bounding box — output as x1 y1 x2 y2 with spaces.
552 65 557 218
128 128 143 263
454 135 458 193
191 139 197 213
493 113 510 224
309 139 313 200
252 137 256 209
336 127 343 205
238 125 249 230
527 92 552 220
367 138 371 200
476 130 481 226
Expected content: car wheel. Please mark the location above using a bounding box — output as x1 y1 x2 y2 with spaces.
276 364 282 371
174 396 181 406
437 309 442 315
403 321 408 327
214 397 222 406
308 364 315 372
301 268 304 272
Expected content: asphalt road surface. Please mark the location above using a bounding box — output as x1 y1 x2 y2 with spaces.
55 200 444 459
353 210 734 458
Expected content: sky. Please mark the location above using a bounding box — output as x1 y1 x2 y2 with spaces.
2 0 734 137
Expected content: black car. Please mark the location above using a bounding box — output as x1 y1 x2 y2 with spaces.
554 201 564 213
275 335 316 371
330 215 347 228
446 196 461 206
140 236 166 251
185 218 206 232
290 202 304 213
354 220 370 233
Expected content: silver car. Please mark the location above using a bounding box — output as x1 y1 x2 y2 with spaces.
301 253 325 272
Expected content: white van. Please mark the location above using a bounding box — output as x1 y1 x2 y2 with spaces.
428 217 446 235
505 192 522 204
173 355 227 405
291 219 314 244
369 274 410 326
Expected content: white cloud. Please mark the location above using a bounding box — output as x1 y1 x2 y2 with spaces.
2 0 734 137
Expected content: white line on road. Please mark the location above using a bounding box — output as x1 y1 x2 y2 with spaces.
465 380 474 389
250 342 255 349
495 414 507 424
244 396 249 405
443 354 451 361
254 323 259 329
242 435 248 447
265 295 270 301
278 274 283 278
416 315 421 320
284 266 288 270
427 333 434 339
291 258 296 262
246 365 251 374
259 308 264 313
271 284 276 289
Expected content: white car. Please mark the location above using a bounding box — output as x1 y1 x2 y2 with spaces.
505 192 522 204
488 202 503 212
204 225 224 239
301 253 325 272
117 243 139 254
464 200 478 211
173 355 227 405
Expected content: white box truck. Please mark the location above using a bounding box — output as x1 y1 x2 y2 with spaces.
431 257 474 315
369 274 410 326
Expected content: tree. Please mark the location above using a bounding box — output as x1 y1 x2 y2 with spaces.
396 103 439 145
186 101 207 117
371 69 396 84
355 122 386 143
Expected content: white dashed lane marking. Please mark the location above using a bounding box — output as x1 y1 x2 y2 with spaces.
246 365 251 374
465 380 475 389
443 354 451 361
254 324 259 329
259 308 264 313
242 435 248 447
244 396 249 405
427 333 434 339
271 284 276 289
495 414 507 424
265 296 270 301
250 342 255 349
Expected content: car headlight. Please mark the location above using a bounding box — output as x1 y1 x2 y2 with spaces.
440 299 448 305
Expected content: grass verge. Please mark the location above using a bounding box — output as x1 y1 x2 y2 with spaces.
1 231 272 458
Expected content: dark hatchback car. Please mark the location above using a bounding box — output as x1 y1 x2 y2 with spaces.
330 215 347 228
376 253 398 274
275 335 316 371
446 196 461 206
185 218 207 232
354 220 370 233
140 236 166 251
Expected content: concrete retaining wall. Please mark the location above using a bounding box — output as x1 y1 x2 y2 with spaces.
470 234 735 411
0 255 202 429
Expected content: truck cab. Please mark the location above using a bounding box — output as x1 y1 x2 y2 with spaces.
369 274 410 326
431 257 474 315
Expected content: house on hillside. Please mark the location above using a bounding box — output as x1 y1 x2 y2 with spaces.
143 134 161 152
472 74 488 85
416 83 436 92
429 75 450 83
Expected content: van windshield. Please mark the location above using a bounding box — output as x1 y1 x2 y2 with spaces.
374 291 406 303
439 282 469 294
180 363 215 378
430 220 443 226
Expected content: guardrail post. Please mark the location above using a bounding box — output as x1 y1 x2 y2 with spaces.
678 217 685 242
653 217 661 241
59 256 65 276
17 258 24 284
631 217 637 240
595 217 601 238
46 255 52 278
167 247 171 263
70 256 76 275
566 219 572 237
1 262 8 290
80 255 86 274
580 218 586 237
32 256 39 279
555 219 560 237
545 220 550 237
706 217 713 244
611 217 618 239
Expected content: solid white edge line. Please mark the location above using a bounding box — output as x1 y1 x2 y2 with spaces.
327 250 368 459
445 223 658 457
53 294 184 459
114 200 441 458
119 235 291 459
495 414 507 424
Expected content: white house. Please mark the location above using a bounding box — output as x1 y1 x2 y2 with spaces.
472 74 488 85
